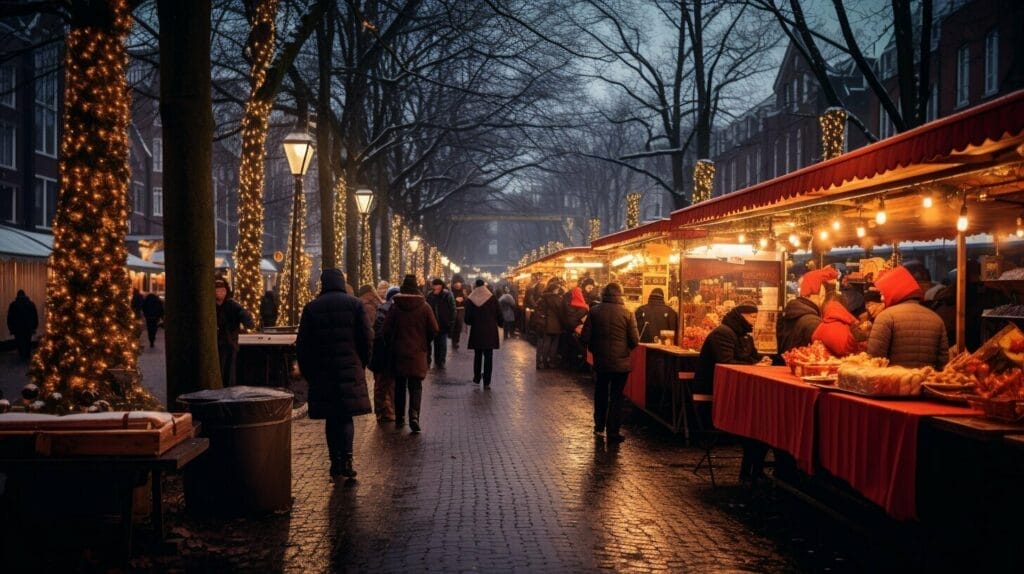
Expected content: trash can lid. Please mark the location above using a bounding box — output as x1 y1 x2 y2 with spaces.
177 386 294 424
177 386 293 404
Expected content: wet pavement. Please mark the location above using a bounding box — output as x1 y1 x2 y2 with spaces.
2 333 915 572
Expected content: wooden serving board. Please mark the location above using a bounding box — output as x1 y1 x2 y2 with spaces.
0 414 195 457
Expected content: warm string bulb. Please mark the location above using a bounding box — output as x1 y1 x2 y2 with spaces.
922 193 934 209
625 193 641 229
831 219 841 231
759 236 769 249
875 198 887 225
818 229 829 241
789 233 800 247
693 160 716 203
1016 216 1023 238
956 201 969 233
737 232 746 243
856 223 866 238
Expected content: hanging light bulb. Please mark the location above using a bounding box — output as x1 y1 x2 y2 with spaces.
819 229 829 241
922 193 934 209
831 218 841 231
856 223 866 238
1016 216 1023 238
956 200 968 232
875 197 887 225
789 233 800 247
759 236 769 249
738 232 746 244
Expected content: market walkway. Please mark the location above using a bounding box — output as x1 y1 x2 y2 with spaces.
4 335 897 572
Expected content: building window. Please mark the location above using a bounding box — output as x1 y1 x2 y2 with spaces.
488 240 498 256
881 49 895 80
34 46 59 158
745 154 751 187
0 65 15 108
926 84 938 122
0 185 16 223
756 147 762 182
153 138 163 172
802 74 811 103
487 220 498 234
153 186 163 217
133 181 144 214
34 176 58 228
956 45 970 107
795 129 802 169
791 78 799 111
784 133 791 172
0 121 15 169
879 107 894 139
984 30 999 96
773 139 779 178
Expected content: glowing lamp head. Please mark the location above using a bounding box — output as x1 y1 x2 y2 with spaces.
856 224 866 238
831 219 841 231
354 188 374 215
818 230 829 241
407 236 421 253
1017 216 1023 238
789 233 800 247
875 201 887 225
956 202 968 232
922 194 934 209
737 233 746 244
282 131 315 176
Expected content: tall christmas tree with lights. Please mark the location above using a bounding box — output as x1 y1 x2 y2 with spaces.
31 0 139 401
233 0 279 326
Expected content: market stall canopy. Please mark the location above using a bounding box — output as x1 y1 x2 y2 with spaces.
0 225 52 259
591 219 707 251
513 246 597 274
670 90 1024 244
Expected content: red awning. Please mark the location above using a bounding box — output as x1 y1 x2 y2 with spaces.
513 246 595 273
591 219 671 250
670 89 1024 227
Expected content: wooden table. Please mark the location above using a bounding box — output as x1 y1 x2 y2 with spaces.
929 415 1024 442
0 437 209 560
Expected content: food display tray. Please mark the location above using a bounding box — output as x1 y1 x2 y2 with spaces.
807 383 922 400
921 383 976 405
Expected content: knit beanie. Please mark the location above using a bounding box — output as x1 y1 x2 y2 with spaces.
602 282 623 297
386 286 400 301
400 274 420 294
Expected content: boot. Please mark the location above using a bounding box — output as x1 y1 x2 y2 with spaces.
409 384 423 433
341 455 357 478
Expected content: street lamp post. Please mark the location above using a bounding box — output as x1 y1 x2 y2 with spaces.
354 188 375 288
282 130 315 326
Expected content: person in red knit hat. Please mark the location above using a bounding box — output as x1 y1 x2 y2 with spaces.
867 265 949 370
776 265 839 353
812 294 864 357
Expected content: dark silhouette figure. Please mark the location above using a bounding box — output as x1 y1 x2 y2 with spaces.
6 290 39 361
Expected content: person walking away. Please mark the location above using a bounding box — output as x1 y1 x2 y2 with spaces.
6 290 38 361
450 277 468 350
214 277 255 387
425 278 456 369
260 290 279 328
296 269 372 479
498 288 517 340
535 279 567 369
777 266 837 353
382 275 439 432
465 279 501 387
523 276 542 338
142 292 164 349
370 287 400 422
634 288 678 343
580 283 639 443
867 265 949 370
357 285 381 328
565 287 590 369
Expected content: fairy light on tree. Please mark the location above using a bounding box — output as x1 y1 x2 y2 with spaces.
431 250 442 278
333 175 347 271
233 0 279 327
588 217 601 244
819 107 847 161
32 0 138 400
693 160 715 204
625 192 641 228
389 214 402 283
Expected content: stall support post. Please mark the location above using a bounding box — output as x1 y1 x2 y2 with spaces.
955 231 967 354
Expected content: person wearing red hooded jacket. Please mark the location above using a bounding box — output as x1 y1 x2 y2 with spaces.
812 295 863 357
866 265 949 370
777 266 839 353
564 286 590 369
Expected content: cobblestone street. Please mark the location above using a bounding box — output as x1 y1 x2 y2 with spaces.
3 336 901 573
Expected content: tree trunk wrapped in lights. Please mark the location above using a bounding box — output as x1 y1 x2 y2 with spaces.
588 217 601 244
276 188 314 326
333 174 346 270
233 0 279 327
389 214 402 283
693 159 715 204
359 212 373 288
819 107 847 161
431 250 442 278
32 0 144 404
625 192 641 228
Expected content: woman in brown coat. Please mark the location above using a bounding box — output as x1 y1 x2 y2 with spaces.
382 275 439 433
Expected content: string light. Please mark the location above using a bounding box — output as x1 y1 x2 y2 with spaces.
956 200 969 233
819 107 847 161
831 218 841 231
693 159 715 203
922 192 934 209
389 214 402 283
789 233 801 247
1016 215 1023 238
588 217 601 244
737 232 746 243
276 183 313 326
818 229 829 241
625 192 641 229
359 212 373 287
31 0 146 406
759 236 769 249
334 175 347 271
233 0 278 327
875 197 887 225
856 223 866 238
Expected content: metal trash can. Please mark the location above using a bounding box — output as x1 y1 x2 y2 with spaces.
178 386 293 516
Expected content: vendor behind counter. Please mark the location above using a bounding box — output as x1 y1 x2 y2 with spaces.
866 265 949 371
634 288 678 343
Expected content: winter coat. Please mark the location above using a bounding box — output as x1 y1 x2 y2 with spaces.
523 282 541 310
131 291 145 319
565 288 589 332
536 287 568 335
260 292 279 327
579 293 639 373
295 271 373 419
498 293 517 323
216 298 254 349
812 301 860 357
360 292 380 331
634 292 678 343
867 267 948 370
426 288 456 335
465 286 501 350
776 297 822 353
451 284 468 310
382 293 440 379
6 293 38 337
694 308 762 392
930 285 956 347
142 293 164 320
369 299 394 374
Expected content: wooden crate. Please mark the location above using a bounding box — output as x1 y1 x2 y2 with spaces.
0 413 194 457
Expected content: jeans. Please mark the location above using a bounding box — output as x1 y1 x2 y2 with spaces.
594 371 628 435
394 377 423 423
473 349 493 385
429 333 448 367
503 320 514 339
145 317 160 347
325 415 354 463
537 334 559 366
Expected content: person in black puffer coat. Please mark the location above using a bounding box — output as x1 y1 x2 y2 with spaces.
296 268 373 480
534 279 568 368
634 288 678 343
580 283 639 443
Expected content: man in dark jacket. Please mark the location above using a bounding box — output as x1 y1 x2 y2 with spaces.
425 278 456 369
535 279 568 369
580 283 639 443
214 277 255 387
635 288 678 343
6 290 39 361
450 277 468 350
777 266 837 353
296 268 373 479
465 279 502 387
142 292 164 349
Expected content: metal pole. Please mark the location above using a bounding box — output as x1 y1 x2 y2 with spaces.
290 174 302 326
955 231 967 354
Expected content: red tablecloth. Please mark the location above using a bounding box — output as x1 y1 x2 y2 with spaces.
712 365 820 474
624 346 647 407
816 392 980 521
